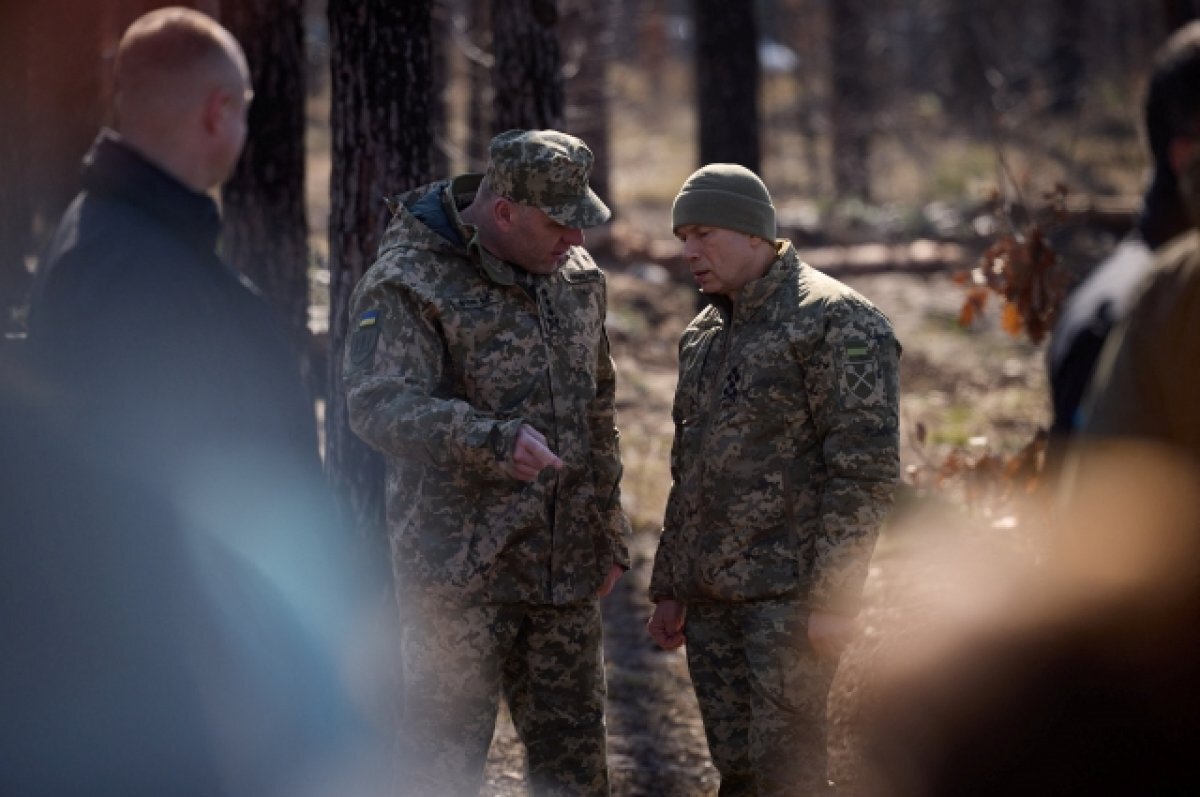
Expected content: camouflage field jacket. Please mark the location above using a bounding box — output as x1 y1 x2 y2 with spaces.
649 242 900 607
344 175 631 606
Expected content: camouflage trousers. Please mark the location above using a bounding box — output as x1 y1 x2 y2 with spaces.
685 598 839 797
394 596 610 797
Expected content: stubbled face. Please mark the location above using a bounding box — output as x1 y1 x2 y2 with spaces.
676 224 770 297
504 204 586 275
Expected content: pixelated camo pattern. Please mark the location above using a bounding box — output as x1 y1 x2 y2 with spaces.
686 599 839 796
649 241 900 607
486 129 611 229
395 598 609 796
344 177 631 606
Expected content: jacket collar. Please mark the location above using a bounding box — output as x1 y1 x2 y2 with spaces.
712 240 796 323
444 174 518 287
82 129 221 255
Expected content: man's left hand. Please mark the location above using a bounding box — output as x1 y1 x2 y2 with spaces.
807 610 858 659
596 564 624 598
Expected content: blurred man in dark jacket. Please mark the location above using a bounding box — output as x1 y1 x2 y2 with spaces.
12 8 384 794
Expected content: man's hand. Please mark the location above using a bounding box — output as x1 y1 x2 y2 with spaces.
507 424 564 482
807 610 857 660
647 599 686 650
596 564 624 598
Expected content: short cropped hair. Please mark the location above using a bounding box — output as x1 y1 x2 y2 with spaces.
115 6 245 98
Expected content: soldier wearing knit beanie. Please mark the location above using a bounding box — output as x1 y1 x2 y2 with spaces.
651 163 901 794
671 163 777 241
668 163 780 298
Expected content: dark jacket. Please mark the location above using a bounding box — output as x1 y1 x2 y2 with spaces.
28 130 318 485
16 132 380 793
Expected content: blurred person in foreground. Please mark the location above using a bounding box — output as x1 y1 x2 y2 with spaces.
858 39 1200 782
1045 21 1200 453
11 7 384 794
342 129 630 796
1079 47 1200 457
646 164 901 796
858 450 1200 797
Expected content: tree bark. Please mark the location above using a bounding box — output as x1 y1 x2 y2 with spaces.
1046 0 1087 115
327 0 434 571
829 0 872 201
691 0 761 170
220 0 312 390
561 0 613 208
430 0 452 175
465 0 494 169
491 0 564 131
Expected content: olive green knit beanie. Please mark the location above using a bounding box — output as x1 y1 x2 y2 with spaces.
671 163 776 240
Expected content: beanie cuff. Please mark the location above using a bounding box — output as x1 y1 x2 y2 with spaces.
672 188 777 241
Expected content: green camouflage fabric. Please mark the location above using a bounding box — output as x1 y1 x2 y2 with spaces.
344 174 631 606
396 595 609 797
649 241 900 608
485 129 611 229
686 598 838 796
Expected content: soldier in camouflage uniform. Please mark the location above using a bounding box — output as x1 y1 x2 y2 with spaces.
343 130 630 796
647 164 901 796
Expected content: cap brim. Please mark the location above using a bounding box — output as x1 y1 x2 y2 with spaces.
543 186 611 229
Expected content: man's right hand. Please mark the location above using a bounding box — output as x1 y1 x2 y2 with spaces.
647 599 686 650
507 423 564 482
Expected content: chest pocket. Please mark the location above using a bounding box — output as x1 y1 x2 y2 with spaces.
445 292 542 411
548 272 604 382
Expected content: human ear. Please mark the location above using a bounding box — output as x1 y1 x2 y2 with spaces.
493 197 518 231
201 87 231 137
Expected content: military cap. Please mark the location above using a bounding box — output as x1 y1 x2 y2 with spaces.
485 129 611 229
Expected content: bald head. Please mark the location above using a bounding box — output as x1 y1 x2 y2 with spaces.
114 8 251 192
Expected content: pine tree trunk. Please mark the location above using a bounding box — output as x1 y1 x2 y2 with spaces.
491 0 564 131
431 0 452 175
326 0 435 572
691 0 761 170
830 0 872 202
562 0 613 208
466 0 493 169
1046 0 1086 115
221 0 312 387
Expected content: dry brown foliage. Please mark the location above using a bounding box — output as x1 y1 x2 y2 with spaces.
954 185 1073 344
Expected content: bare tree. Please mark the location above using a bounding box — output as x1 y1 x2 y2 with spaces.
430 0 452 175
829 0 872 201
221 0 312 385
691 0 761 170
326 0 435 570
491 0 563 131
464 0 494 169
1046 0 1087 114
561 0 613 206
